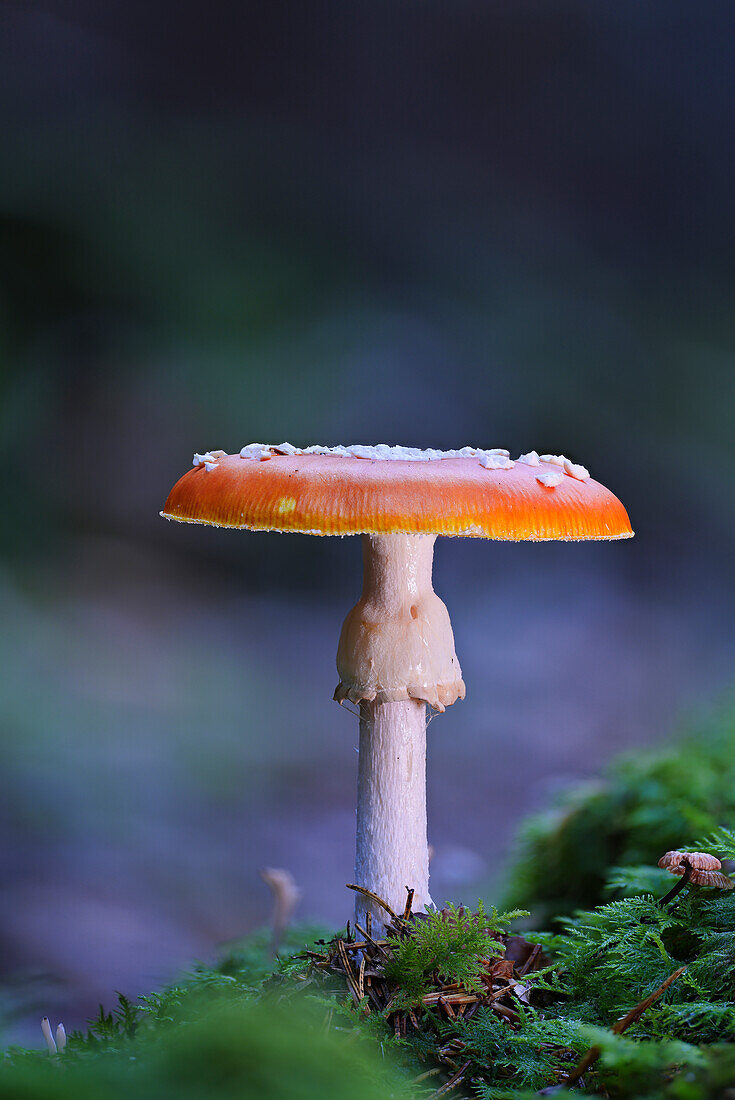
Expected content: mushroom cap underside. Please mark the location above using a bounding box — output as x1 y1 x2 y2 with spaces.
161 452 633 541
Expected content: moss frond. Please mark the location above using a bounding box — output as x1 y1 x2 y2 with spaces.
383 903 526 1008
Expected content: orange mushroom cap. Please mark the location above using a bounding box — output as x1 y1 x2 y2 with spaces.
161 445 633 541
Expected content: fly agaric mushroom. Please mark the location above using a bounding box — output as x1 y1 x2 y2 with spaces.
161 443 632 925
658 850 734 904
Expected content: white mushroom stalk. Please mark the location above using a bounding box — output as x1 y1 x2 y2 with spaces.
354 698 431 925
336 534 464 925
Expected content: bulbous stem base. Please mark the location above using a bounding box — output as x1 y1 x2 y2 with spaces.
335 534 465 710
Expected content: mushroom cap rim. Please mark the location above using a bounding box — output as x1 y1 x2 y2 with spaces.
159 511 634 541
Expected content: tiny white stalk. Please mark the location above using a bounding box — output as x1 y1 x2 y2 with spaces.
41 1017 67 1056
41 1016 57 1055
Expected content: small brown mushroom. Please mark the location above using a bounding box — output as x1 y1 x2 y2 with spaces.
658 849 734 906
658 850 722 872
687 869 735 890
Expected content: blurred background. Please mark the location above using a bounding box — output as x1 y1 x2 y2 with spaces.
1 0 734 1042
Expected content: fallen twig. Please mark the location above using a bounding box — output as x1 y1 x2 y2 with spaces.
432 1059 472 1097
562 965 687 1088
346 883 398 921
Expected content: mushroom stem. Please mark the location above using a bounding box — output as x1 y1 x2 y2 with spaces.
343 533 459 926
356 696 431 926
659 860 694 907
336 534 464 710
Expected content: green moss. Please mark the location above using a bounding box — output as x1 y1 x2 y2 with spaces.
383 903 525 1009
0 998 415 1099
7 703 735 1097
7 860 735 1098
501 701 735 923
